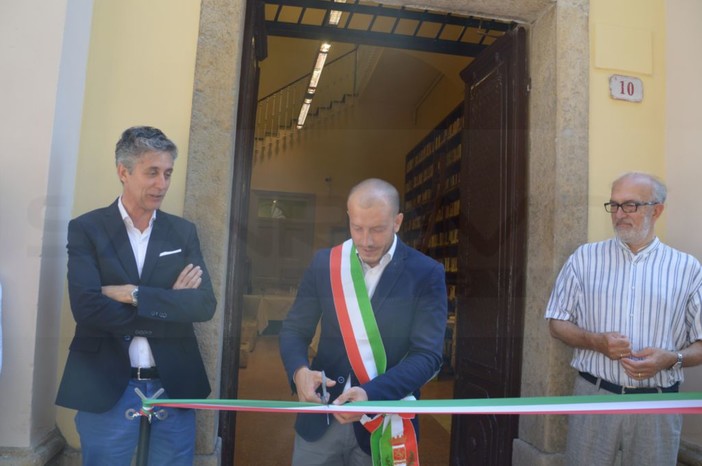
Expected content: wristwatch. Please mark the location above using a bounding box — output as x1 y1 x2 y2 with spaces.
671 351 683 370
130 286 139 307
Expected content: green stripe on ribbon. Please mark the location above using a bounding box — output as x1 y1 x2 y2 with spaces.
370 427 384 466
349 244 387 376
378 422 393 465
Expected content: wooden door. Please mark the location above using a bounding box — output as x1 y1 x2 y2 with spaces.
450 27 528 466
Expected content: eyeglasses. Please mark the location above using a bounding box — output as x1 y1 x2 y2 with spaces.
603 201 659 213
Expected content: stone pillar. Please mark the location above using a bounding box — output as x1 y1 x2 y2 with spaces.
185 0 247 463
513 1 590 465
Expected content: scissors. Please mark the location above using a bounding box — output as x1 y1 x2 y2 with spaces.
320 370 330 425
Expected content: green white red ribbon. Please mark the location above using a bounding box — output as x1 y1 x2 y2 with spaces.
144 392 702 416
330 239 386 383
329 239 417 465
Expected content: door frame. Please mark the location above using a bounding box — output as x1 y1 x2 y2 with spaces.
187 2 591 465
221 5 529 465
218 0 266 464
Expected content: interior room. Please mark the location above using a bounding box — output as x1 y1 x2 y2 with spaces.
231 3 510 462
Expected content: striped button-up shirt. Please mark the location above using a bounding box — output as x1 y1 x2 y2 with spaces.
545 237 702 388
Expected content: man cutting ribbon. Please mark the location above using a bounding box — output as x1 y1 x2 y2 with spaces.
280 178 448 466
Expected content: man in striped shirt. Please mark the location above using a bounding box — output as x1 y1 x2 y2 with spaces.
545 172 702 466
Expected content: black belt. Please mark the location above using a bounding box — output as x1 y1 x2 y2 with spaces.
131 367 159 380
579 371 679 394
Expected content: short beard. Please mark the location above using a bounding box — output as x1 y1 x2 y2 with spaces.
615 213 653 246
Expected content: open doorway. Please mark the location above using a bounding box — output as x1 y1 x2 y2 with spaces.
235 37 468 466
226 1 528 464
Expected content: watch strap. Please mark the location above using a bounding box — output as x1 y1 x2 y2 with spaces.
671 351 683 369
131 286 139 307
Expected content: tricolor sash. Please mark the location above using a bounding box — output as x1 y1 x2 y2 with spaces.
330 239 420 466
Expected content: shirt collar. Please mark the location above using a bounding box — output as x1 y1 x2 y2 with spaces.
386 234 398 260
615 235 660 257
118 196 156 227
358 234 397 269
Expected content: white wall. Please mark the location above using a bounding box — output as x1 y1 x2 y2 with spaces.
665 0 702 443
0 0 91 449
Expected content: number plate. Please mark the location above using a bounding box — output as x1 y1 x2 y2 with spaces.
609 75 643 102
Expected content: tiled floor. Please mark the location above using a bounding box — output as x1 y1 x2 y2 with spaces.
234 333 454 465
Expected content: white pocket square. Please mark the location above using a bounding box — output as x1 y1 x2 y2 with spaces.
159 249 182 257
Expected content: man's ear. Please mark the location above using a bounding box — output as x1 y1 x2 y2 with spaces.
652 203 665 221
117 163 128 184
394 213 404 232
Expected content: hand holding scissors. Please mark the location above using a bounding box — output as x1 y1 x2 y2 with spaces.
292 367 336 405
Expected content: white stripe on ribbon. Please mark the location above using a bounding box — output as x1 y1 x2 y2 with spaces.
339 239 379 380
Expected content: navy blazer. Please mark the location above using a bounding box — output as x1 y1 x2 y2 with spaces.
279 238 447 453
56 200 217 413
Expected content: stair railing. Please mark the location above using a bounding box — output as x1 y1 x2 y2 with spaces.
255 46 382 153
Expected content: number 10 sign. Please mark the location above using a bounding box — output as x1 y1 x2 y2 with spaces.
609 75 643 102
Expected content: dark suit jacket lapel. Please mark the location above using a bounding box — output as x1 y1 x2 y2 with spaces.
141 211 169 283
370 239 407 313
102 200 140 283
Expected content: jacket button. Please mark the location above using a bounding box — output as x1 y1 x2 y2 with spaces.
337 376 345 384
123 335 132 341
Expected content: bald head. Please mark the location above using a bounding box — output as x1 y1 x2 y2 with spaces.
347 178 401 215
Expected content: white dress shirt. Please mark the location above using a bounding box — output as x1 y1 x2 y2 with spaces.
359 235 398 298
118 197 157 369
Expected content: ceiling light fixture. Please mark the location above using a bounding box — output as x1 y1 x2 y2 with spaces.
328 0 347 26
297 42 332 129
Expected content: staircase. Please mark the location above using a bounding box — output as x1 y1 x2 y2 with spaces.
255 45 381 155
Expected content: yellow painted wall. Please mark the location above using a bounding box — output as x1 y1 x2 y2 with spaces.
72 0 201 218
588 0 666 241
56 0 202 447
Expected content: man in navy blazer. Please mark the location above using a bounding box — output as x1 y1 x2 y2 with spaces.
56 126 216 466
279 178 447 465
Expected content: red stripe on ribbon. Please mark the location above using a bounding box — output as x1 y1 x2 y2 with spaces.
403 418 419 465
362 415 385 432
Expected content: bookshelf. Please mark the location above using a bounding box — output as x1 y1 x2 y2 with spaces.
401 103 463 372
